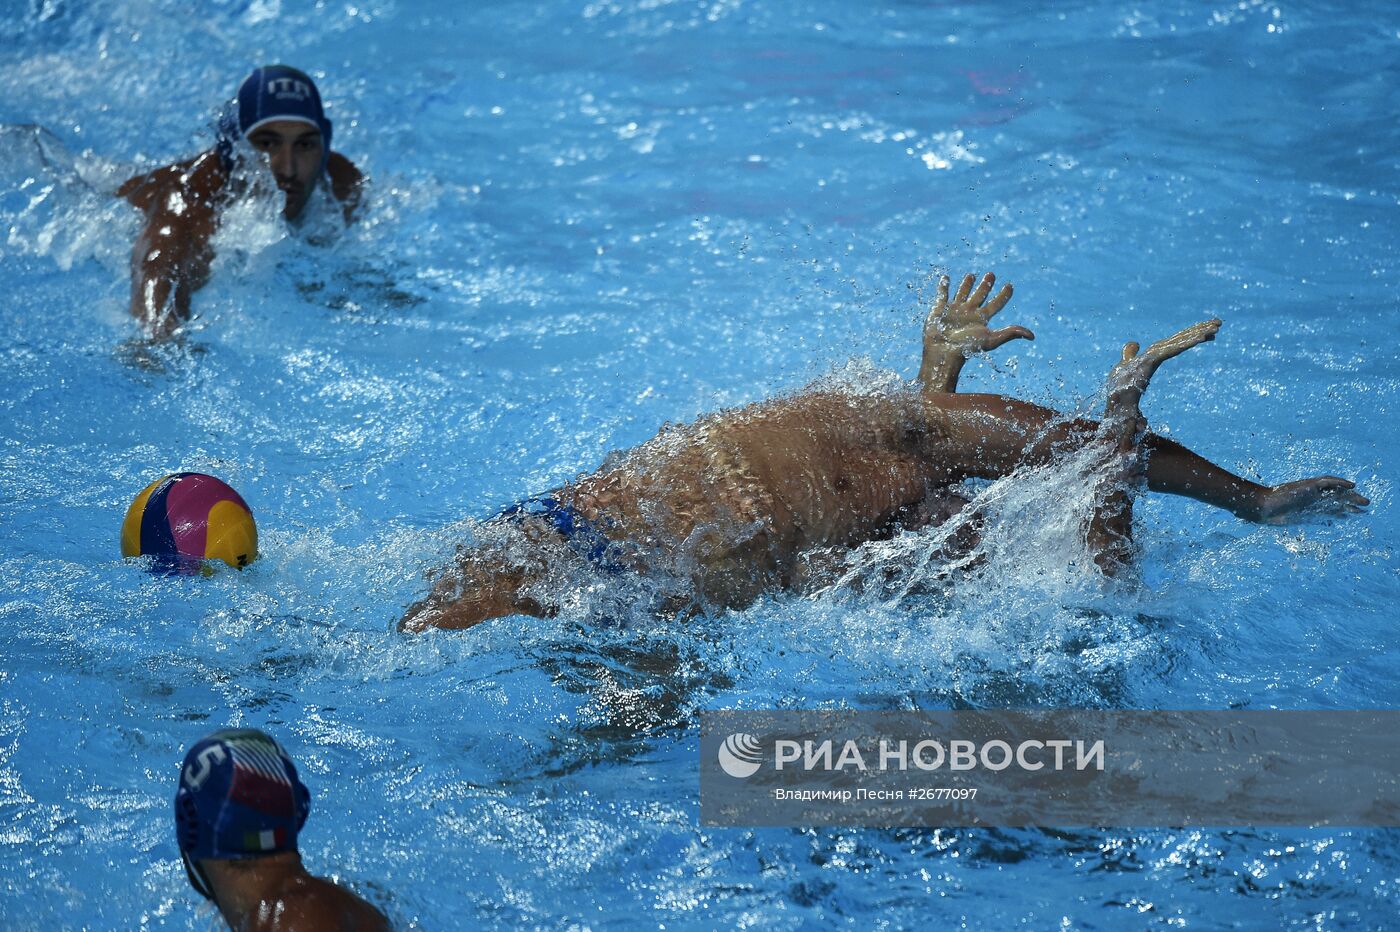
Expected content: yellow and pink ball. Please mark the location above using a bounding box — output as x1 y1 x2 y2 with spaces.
121 473 258 572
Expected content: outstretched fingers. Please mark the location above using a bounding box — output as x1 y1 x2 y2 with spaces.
1141 318 1221 366
983 281 1015 318
933 272 1018 320
1105 319 1221 429
1304 477 1369 511
1113 318 1221 395
952 273 975 305
1260 476 1370 523
922 270 1029 364
969 272 995 307
950 272 1025 334
966 274 1017 321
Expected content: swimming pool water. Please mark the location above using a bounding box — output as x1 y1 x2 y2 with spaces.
2 0 1398 927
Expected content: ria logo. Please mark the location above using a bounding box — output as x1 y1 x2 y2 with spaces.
718 733 763 779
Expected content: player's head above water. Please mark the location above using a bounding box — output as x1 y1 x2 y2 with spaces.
174 728 311 900
217 65 334 219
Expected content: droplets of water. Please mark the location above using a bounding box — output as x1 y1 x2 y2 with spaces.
0 124 137 273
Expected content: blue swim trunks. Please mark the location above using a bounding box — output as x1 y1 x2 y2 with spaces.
497 494 623 575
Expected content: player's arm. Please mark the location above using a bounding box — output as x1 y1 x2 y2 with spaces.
127 206 214 338
399 550 554 632
1085 321 1222 573
118 155 221 339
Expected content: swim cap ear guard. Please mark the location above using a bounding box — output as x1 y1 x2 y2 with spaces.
173 729 312 901
215 64 333 176
177 793 217 900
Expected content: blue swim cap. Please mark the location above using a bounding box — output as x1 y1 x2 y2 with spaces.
216 65 334 173
174 729 312 899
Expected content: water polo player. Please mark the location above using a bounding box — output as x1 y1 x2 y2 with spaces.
401 272 1368 632
118 65 364 338
174 728 389 931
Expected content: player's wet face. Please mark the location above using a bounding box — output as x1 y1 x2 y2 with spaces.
245 120 323 220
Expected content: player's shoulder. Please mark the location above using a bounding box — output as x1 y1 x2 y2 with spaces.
117 150 225 212
326 151 364 204
245 877 389 932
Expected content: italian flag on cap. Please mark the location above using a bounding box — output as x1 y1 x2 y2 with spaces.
244 827 287 851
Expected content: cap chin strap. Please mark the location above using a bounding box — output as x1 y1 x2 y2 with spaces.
181 850 217 901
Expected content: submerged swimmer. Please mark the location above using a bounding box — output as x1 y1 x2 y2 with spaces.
401 273 1368 632
175 728 389 931
118 65 364 338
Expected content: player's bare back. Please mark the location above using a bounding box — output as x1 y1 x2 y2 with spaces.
401 272 1367 632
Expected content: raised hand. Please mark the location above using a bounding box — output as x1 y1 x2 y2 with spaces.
918 272 1033 394
1089 319 1221 575
1104 318 1221 416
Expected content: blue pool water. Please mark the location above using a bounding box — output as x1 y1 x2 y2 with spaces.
2 0 1398 927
